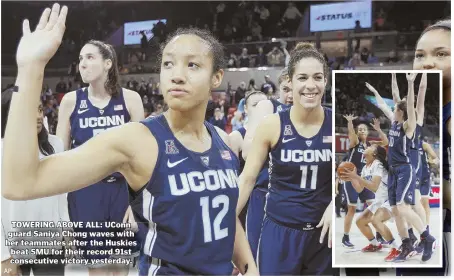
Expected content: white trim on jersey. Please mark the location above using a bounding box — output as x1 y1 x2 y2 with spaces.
397 165 414 205
416 149 421 173
142 189 158 256
256 215 266 272
402 135 411 163
148 257 162 276
348 148 355 162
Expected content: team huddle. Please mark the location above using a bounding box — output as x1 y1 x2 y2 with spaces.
338 73 438 264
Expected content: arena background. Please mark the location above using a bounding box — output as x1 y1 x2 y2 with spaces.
1 0 449 136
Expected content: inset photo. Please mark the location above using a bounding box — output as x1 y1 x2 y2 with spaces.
333 71 443 268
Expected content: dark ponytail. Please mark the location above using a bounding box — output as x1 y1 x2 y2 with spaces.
375 145 389 171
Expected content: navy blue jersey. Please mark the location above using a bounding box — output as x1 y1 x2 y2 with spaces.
443 102 451 182
237 127 247 172
133 115 239 275
411 125 422 150
271 98 291 114
347 141 369 175
419 146 430 179
388 121 411 166
70 88 130 148
69 88 130 180
266 107 332 225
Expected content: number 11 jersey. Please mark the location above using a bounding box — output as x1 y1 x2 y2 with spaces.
266 108 332 226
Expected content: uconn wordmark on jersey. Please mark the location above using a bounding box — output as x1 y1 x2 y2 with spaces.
79 115 125 129
70 88 131 147
168 169 239 196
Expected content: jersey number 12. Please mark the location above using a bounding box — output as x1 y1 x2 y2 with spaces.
200 195 229 243
300 165 318 189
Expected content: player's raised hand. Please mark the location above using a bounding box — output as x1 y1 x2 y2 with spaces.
370 118 382 131
365 82 379 95
317 202 332 248
16 3 68 68
406 72 418 82
343 114 358 122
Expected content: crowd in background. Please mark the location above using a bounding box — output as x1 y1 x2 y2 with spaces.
335 73 439 128
1 1 448 137
2 1 449 75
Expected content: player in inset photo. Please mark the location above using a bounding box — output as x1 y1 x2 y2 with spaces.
334 71 442 268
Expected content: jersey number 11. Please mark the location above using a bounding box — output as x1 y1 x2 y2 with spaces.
300 165 318 190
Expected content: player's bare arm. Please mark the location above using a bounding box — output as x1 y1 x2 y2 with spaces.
416 72 427 125
242 99 273 159
404 73 418 138
123 88 145 122
422 141 440 167
344 114 359 149
237 114 279 215
4 122 156 200
228 130 243 158
370 118 389 147
391 73 401 104
365 82 394 121
56 90 77 150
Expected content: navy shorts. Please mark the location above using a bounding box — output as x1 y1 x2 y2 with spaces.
419 175 431 197
388 164 416 206
67 177 137 263
257 216 335 275
343 181 375 206
246 187 267 261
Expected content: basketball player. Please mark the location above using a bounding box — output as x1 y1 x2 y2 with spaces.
241 68 293 159
228 90 267 261
419 141 440 228
2 91 67 276
56 39 144 276
341 115 388 248
365 73 436 263
238 70 293 263
236 42 335 275
340 145 400 260
397 18 451 276
390 72 428 249
2 4 258 276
